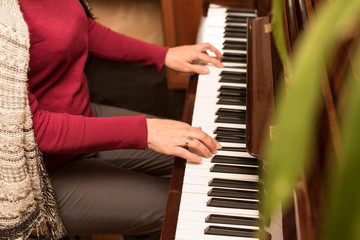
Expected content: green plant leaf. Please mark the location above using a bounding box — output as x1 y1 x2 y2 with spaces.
326 39 360 240
272 0 293 78
263 0 360 222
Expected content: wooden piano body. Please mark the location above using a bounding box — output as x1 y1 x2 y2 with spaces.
160 0 355 239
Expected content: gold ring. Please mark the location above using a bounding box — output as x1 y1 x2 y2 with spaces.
184 136 194 149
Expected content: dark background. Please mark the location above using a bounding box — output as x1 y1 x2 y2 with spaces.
85 57 186 120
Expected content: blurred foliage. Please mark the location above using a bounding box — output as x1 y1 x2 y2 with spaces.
263 0 360 238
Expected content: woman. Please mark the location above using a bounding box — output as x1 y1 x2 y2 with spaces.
8 0 223 239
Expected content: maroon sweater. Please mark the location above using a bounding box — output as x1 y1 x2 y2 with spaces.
19 0 168 171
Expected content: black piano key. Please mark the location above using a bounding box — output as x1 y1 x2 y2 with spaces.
225 26 247 34
219 71 246 84
215 115 246 124
215 111 246 123
219 84 247 92
214 126 246 136
217 96 246 106
215 134 245 143
215 112 246 124
226 15 248 19
221 146 247 152
205 225 258 238
223 40 247 45
222 55 247 62
217 91 246 99
226 17 247 24
226 8 257 14
209 178 258 190
226 14 248 19
208 187 258 200
218 84 247 91
216 107 246 117
211 155 258 165
216 108 246 117
223 52 247 58
217 92 246 99
218 85 246 96
219 75 246 83
206 214 258 226
207 197 258 210
211 164 258 175
221 70 246 76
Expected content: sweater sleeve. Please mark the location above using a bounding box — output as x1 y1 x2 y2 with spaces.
28 91 148 155
87 18 169 71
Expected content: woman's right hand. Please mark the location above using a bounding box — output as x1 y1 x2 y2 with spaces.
146 118 222 163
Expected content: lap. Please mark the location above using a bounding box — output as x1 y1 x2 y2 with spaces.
91 103 174 177
51 104 174 236
51 156 170 235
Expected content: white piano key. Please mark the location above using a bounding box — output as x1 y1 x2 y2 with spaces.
195 83 247 93
177 209 259 223
179 192 258 204
181 176 257 193
193 98 246 109
213 150 255 158
176 219 259 232
192 120 246 131
222 62 247 68
175 229 259 240
195 81 245 90
184 161 258 170
183 163 258 180
179 194 258 216
184 168 258 182
181 181 259 194
212 66 247 73
201 124 245 132
222 49 248 55
181 183 258 195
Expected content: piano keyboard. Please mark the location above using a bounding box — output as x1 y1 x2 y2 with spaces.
174 5 261 240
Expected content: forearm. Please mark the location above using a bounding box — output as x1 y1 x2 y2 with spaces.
29 93 147 154
87 18 168 71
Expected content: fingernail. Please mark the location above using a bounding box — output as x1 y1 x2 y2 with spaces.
216 142 222 149
203 68 209 73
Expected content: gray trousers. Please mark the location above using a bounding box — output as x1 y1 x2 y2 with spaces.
50 104 174 237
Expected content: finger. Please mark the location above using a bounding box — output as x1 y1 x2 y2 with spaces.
205 43 223 60
197 52 224 68
187 138 213 158
185 130 219 154
187 64 211 74
174 147 203 163
197 43 223 59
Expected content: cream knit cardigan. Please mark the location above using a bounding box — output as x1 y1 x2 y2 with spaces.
0 0 66 239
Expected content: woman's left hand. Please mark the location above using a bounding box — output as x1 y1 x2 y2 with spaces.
164 43 223 74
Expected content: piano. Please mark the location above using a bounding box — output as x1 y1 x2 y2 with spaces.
160 0 356 239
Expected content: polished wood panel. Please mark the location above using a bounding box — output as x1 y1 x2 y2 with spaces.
160 75 197 240
246 16 276 157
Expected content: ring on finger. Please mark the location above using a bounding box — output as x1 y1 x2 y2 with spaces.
184 136 194 149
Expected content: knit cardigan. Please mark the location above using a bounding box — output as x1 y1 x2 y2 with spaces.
0 0 66 239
